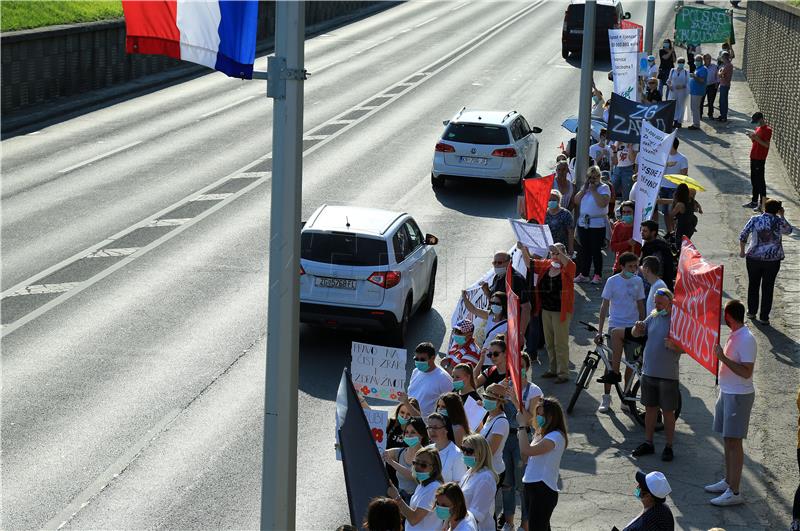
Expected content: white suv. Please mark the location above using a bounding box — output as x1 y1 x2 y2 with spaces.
300 205 438 346
431 108 541 189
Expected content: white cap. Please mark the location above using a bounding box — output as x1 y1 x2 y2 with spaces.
636 470 672 499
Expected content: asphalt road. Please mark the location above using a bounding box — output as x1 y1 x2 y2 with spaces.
4 1 764 530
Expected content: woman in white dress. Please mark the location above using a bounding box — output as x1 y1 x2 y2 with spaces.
458 434 498 531
666 57 689 128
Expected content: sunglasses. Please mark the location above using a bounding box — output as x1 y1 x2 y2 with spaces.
487 351 503 358
461 447 475 456
492 260 507 266
427 425 445 431
490 300 502 305
411 460 431 469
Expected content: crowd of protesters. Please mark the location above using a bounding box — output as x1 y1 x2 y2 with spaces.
350 37 796 531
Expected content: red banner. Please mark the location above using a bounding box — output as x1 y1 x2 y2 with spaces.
523 174 555 224
505 264 523 404
621 20 644 52
669 238 724 376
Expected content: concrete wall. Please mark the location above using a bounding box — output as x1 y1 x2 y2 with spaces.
743 1 800 195
0 1 390 115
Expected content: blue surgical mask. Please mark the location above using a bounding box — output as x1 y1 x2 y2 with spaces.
521 369 527 381
453 334 466 346
491 304 503 315
463 455 477 468
677 63 685 70
403 436 420 447
621 214 633 224
412 470 430 482
397 416 409 426
434 505 451 520
622 271 634 279
548 200 559 209
415 360 428 371
592 96 600 104
536 415 546 428
634 487 642 498
453 380 465 391
437 408 449 417
482 399 497 411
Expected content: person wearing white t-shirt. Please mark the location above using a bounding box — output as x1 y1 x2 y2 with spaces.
659 137 689 233
426 412 467 483
588 130 613 172
574 166 612 284
459 434 498 531
517 397 568 531
407 342 453 418
434 482 479 531
705 301 757 508
388 446 444 530
477 384 510 479
595 252 645 413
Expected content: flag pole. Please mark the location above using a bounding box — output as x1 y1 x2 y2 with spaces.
261 1 306 529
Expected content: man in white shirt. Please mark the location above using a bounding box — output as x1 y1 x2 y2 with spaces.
659 137 689 233
589 129 613 172
407 342 453 417
595 252 646 413
700 53 720 119
705 300 756 507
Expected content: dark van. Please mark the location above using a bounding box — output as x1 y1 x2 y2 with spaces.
562 0 631 59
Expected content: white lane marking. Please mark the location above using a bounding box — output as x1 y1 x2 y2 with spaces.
358 106 379 110
328 120 355 125
232 171 270 179
552 64 574 70
451 2 468 11
58 141 142 174
303 135 329 141
42 408 182 531
191 193 233 201
86 248 140 258
9 283 80 297
398 28 411 33
199 95 257 119
147 218 192 227
414 16 437 28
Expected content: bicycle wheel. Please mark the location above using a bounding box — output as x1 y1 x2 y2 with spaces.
567 353 597 414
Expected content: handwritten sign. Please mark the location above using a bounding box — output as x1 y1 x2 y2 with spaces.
633 121 677 243
365 409 389 454
509 220 554 259
675 5 734 45
669 238 724 376
351 342 407 402
608 93 675 144
609 28 640 101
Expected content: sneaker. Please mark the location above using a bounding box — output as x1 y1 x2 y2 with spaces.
661 445 674 462
575 274 590 283
742 201 758 208
597 371 622 384
757 316 770 326
710 488 744 506
541 371 557 379
598 394 612 413
591 274 602 284
687 125 700 130
718 117 728 122
632 441 655 457
746 312 757 320
704 479 730 493
753 206 763 213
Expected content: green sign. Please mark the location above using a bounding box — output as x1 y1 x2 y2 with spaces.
674 6 735 45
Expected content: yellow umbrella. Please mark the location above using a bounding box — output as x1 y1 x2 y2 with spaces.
663 174 706 192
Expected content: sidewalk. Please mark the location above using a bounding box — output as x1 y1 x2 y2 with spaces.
536 3 800 529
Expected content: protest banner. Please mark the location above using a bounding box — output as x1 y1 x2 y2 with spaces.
350 342 407 402
509 219 554 259
522 173 555 224
669 238 724 376
620 19 643 52
505 263 522 404
464 396 486 432
336 369 391 526
364 409 389 454
675 5 735 45
633 121 677 243
609 28 641 101
608 93 675 144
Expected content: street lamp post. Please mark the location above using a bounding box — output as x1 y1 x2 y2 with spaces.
645 0 656 55
575 0 596 189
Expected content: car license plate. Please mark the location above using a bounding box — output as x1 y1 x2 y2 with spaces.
315 277 356 290
461 156 487 165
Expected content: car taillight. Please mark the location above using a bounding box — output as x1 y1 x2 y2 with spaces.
368 271 401 289
435 142 455 153
491 147 517 158
300 265 305 275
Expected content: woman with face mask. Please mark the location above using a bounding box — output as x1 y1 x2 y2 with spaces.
452 363 482 405
544 190 575 256
669 183 700 243
384 417 430 504
384 398 423 486
590 88 605 119
388 447 444 530
434 482 478 531
436 393 472 447
610 201 642 274
573 166 611 284
474 337 509 390
426 412 467 483
658 39 677 98
476 383 511 485
462 291 508 353
667 58 689 128
458 434 498 531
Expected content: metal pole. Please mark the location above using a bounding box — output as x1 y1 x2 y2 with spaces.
644 0 656 55
575 0 596 189
261 1 305 530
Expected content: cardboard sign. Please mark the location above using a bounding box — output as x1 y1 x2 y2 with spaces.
669 238 724 376
464 396 486 432
633 121 677 243
351 342 407 402
608 93 675 144
509 220 554 259
609 28 641 101
505 264 522 405
675 5 735 45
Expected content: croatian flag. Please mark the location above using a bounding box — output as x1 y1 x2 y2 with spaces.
123 0 259 79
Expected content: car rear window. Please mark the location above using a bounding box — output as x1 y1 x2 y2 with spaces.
301 232 389 266
443 123 510 145
566 4 617 26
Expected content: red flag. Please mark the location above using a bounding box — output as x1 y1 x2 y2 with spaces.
620 20 644 52
505 264 523 405
669 238 724 376
523 174 555 224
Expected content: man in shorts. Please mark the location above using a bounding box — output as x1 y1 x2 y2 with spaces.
705 300 757 506
630 289 683 462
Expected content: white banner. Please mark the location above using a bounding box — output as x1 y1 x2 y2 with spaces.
464 396 486 432
350 342 407 402
633 121 677 243
609 29 640 101
509 220 554 259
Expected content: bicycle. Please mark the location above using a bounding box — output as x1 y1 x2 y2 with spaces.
566 321 682 431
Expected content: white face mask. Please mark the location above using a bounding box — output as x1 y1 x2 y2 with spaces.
551 261 562 270
494 266 506 275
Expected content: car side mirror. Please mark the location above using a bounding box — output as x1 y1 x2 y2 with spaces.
425 234 439 245
532 126 542 134
442 120 450 126
624 11 631 19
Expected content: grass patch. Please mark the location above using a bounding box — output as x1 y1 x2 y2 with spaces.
1 1 123 32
